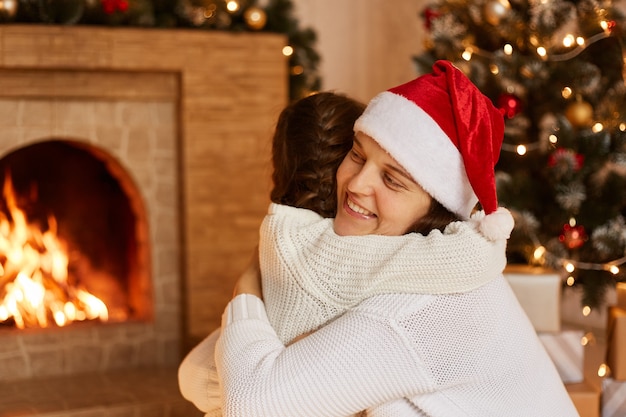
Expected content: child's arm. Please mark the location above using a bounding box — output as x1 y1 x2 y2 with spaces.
177 328 222 414
263 203 509 304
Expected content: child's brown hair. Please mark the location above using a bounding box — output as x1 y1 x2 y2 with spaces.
270 92 365 218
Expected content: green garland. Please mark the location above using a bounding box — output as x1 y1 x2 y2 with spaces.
3 0 320 101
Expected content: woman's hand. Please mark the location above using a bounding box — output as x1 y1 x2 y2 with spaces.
232 247 262 299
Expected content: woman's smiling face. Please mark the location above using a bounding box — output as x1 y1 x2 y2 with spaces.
334 132 433 237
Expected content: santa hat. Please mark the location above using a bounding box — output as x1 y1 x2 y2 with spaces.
353 60 513 241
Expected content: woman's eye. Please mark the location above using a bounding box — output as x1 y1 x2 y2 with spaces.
350 150 365 164
384 174 404 189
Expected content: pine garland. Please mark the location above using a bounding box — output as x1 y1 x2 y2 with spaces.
5 0 320 101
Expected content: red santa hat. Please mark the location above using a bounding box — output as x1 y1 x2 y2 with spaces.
353 60 513 241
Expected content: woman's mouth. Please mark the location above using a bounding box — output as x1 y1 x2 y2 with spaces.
346 197 375 217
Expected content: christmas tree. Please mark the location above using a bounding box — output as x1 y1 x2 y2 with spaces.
415 0 626 309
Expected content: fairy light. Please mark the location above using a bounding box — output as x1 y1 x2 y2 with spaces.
561 87 572 99
582 305 591 316
516 144 527 155
581 332 595 346
462 48 473 61
565 262 575 273
619 123 626 131
226 1 239 12
592 123 604 133
459 30 611 63
549 134 558 144
609 265 620 275
598 363 609 377
282 46 294 56
536 46 547 58
489 64 499 75
566 276 575 286
563 34 575 48
533 245 546 262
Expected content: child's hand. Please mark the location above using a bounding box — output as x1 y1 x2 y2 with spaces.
232 247 262 299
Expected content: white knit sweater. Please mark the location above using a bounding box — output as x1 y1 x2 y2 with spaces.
211 205 577 416
261 203 507 344
216 284 578 417
179 203 508 415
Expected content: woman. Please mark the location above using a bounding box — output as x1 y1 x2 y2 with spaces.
215 61 578 416
179 90 508 416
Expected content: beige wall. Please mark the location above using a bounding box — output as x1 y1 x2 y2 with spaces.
292 0 429 103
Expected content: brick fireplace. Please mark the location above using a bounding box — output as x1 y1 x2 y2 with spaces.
0 25 286 415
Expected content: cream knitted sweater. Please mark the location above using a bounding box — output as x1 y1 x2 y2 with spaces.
261 203 507 344
179 203 507 415
216 287 578 417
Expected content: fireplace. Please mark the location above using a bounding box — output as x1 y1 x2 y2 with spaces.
0 139 152 329
0 25 286 415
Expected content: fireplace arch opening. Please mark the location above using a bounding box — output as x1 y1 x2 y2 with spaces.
0 138 153 329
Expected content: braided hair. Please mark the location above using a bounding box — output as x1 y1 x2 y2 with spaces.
270 92 365 218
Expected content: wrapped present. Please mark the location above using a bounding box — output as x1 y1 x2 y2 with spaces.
538 328 584 383
504 265 561 332
606 306 626 381
566 381 600 417
602 377 626 417
617 283 626 310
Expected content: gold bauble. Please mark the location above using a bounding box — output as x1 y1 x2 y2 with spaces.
565 100 593 128
244 6 267 30
484 0 510 25
0 0 19 22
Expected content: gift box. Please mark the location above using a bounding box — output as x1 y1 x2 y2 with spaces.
616 283 626 310
606 306 626 381
566 380 600 417
538 328 584 383
504 265 561 332
602 377 626 417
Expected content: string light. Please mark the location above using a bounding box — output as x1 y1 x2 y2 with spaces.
226 1 239 12
598 363 609 378
536 46 547 58
456 30 612 63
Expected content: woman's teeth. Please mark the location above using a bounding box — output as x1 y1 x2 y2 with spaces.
347 199 373 216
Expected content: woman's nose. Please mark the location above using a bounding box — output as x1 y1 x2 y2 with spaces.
347 163 376 195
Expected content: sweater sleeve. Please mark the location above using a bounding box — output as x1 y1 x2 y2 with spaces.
263 204 508 306
215 294 433 417
177 328 222 414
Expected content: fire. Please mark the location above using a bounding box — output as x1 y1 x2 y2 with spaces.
0 172 109 329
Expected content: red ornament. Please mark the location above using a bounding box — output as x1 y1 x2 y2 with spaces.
606 20 616 33
102 0 128 14
548 148 584 171
422 8 441 30
497 93 523 119
559 224 588 250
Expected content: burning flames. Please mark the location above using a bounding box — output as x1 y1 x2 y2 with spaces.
0 173 109 329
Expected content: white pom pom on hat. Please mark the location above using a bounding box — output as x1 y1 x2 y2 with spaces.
354 60 513 241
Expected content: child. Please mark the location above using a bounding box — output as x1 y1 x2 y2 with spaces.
178 91 508 415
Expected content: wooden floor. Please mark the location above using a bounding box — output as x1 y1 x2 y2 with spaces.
0 367 203 417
